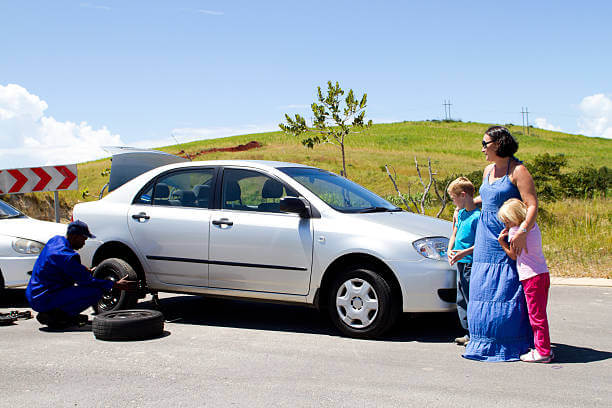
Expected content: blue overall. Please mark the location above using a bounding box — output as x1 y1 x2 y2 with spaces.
25 236 113 316
463 159 534 361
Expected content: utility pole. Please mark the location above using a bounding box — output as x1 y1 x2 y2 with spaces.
443 99 452 120
521 107 530 136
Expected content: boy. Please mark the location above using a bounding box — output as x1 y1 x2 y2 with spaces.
447 177 480 346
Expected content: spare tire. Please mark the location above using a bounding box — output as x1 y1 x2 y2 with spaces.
93 258 138 314
93 309 164 341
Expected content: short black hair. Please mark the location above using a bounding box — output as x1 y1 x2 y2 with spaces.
485 126 518 158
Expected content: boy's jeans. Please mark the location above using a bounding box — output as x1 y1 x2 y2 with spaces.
456 262 471 331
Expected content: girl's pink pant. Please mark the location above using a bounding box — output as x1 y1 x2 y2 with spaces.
521 273 551 356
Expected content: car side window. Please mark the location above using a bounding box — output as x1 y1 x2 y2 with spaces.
142 169 214 208
221 169 294 213
134 185 154 205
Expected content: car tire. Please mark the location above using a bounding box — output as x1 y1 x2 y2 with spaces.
93 258 138 314
328 266 398 339
92 309 164 341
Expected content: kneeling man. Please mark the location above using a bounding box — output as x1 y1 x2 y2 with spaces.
26 220 135 328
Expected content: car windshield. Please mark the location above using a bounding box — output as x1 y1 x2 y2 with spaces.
0 199 25 219
280 167 401 213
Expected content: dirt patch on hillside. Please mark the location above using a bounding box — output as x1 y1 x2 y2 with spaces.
177 141 262 159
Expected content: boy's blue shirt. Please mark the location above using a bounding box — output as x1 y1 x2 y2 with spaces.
453 207 480 264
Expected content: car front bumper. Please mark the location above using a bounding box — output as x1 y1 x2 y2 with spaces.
387 258 457 313
0 256 37 287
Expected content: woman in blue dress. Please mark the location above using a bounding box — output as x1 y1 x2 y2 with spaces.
463 126 540 362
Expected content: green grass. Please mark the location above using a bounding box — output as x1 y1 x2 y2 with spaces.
5 120 610 278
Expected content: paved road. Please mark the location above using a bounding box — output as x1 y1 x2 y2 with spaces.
1 286 610 408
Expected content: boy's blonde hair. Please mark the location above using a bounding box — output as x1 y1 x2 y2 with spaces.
498 198 527 225
447 177 475 197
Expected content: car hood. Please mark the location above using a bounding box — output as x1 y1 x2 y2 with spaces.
0 217 67 243
350 211 453 240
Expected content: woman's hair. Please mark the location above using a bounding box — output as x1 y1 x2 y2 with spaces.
447 177 475 197
498 198 527 226
485 126 519 158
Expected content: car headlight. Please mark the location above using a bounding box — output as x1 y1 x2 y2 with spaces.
412 237 449 261
12 238 45 255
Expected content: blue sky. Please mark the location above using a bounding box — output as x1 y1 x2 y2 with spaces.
1 0 611 168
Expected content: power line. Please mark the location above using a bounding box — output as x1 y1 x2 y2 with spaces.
443 99 452 120
521 107 530 136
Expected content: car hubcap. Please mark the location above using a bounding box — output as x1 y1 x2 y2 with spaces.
336 278 379 329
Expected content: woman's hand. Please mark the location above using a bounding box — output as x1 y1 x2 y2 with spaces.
510 229 528 255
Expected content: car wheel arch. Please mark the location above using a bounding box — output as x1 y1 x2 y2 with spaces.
92 241 146 283
316 253 402 311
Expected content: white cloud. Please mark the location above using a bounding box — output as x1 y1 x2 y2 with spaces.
577 93 612 139
533 117 562 132
0 84 123 169
132 124 278 150
197 9 224 15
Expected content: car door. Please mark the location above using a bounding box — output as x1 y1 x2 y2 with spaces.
208 167 313 295
127 168 215 287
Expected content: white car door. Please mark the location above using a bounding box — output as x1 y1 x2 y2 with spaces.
127 168 215 287
208 168 313 295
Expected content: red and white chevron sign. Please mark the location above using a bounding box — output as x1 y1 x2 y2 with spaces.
0 165 78 195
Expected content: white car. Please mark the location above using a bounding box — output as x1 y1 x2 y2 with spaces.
73 152 456 338
0 199 67 289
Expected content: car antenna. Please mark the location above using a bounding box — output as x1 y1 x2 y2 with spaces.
171 131 193 161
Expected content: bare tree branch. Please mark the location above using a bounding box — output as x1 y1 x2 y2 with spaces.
384 164 415 212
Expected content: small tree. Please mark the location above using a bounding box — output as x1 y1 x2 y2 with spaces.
279 81 372 178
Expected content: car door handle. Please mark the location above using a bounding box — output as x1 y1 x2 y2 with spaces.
212 218 233 226
132 212 150 220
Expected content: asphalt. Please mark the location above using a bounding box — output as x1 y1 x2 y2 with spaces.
1 284 610 408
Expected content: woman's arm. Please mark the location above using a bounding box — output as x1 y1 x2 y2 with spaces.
510 163 538 255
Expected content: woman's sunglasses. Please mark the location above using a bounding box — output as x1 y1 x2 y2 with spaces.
482 139 495 148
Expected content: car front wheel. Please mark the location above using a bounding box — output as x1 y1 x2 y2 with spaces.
328 266 397 339
93 258 138 314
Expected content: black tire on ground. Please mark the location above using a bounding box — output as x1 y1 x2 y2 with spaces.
92 309 164 341
327 266 398 339
93 258 138 314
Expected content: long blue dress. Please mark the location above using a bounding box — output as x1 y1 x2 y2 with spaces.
463 159 533 362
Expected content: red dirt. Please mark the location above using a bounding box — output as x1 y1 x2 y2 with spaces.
177 141 262 159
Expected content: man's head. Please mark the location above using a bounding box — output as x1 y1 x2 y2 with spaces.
447 177 475 209
66 220 95 250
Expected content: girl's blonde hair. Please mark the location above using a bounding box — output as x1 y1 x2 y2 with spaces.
498 198 527 226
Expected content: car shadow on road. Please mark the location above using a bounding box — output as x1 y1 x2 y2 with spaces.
137 294 465 343
551 343 612 364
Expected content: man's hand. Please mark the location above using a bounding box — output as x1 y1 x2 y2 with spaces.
114 276 138 292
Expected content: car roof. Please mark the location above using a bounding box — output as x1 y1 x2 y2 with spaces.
105 147 317 193
161 159 314 170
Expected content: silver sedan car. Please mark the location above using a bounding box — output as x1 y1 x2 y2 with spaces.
73 152 456 338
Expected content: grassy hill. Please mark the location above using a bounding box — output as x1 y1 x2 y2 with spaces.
5 121 611 278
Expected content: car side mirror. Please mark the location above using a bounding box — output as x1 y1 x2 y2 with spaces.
280 196 310 218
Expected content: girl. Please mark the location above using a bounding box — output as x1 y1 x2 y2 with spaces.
497 198 553 363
